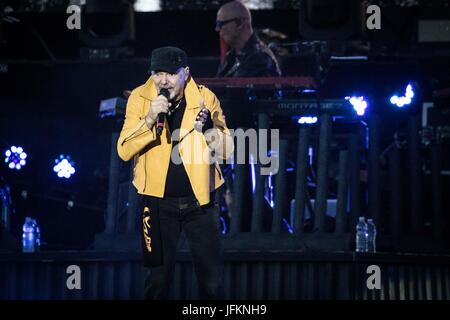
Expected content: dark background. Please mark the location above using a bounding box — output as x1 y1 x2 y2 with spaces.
1 1 450 250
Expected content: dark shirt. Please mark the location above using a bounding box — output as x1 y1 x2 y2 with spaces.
216 33 281 78
164 97 195 197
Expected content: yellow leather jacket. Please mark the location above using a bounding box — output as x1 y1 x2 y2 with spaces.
117 76 234 205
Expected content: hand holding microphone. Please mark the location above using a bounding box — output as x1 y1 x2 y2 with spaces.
156 89 170 136
145 89 170 135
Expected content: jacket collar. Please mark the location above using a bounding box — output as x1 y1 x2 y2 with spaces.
237 32 259 57
224 32 258 60
139 76 202 110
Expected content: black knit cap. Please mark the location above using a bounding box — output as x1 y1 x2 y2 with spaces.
149 46 188 74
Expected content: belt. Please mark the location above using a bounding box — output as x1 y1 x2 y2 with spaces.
159 194 200 210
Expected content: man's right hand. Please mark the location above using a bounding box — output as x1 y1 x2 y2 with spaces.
145 95 171 128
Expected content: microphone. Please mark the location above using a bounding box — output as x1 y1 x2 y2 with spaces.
156 88 170 136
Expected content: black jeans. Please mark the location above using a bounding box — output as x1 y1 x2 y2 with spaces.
143 194 223 300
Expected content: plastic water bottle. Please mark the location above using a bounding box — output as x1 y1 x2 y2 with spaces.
367 219 377 253
355 217 368 252
22 217 36 253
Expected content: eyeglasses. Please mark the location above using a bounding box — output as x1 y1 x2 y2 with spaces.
215 18 240 30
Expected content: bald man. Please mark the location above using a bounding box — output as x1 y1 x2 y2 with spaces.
215 0 281 77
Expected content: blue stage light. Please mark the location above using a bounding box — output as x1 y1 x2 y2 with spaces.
297 116 318 124
219 216 227 235
53 155 76 179
390 83 415 108
405 84 415 99
250 153 256 194
282 218 294 234
4 146 27 170
345 96 368 116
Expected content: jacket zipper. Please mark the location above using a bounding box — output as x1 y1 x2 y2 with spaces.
143 152 147 192
121 121 148 146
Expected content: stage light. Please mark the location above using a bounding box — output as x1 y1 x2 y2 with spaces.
283 218 294 234
265 174 275 209
133 0 161 12
390 95 399 105
405 84 414 98
309 146 314 166
298 116 318 124
250 153 256 194
53 155 76 179
79 0 135 60
219 216 227 235
298 0 365 42
4 145 27 170
390 83 415 108
67 200 74 209
286 160 295 172
345 96 367 116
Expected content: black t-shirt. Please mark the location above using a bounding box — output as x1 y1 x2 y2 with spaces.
164 97 195 197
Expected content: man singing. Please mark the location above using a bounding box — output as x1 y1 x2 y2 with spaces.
117 46 234 299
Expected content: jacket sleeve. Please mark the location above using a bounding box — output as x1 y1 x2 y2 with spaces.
117 89 156 162
201 87 234 161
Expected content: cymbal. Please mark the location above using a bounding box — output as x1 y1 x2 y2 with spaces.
260 28 288 40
